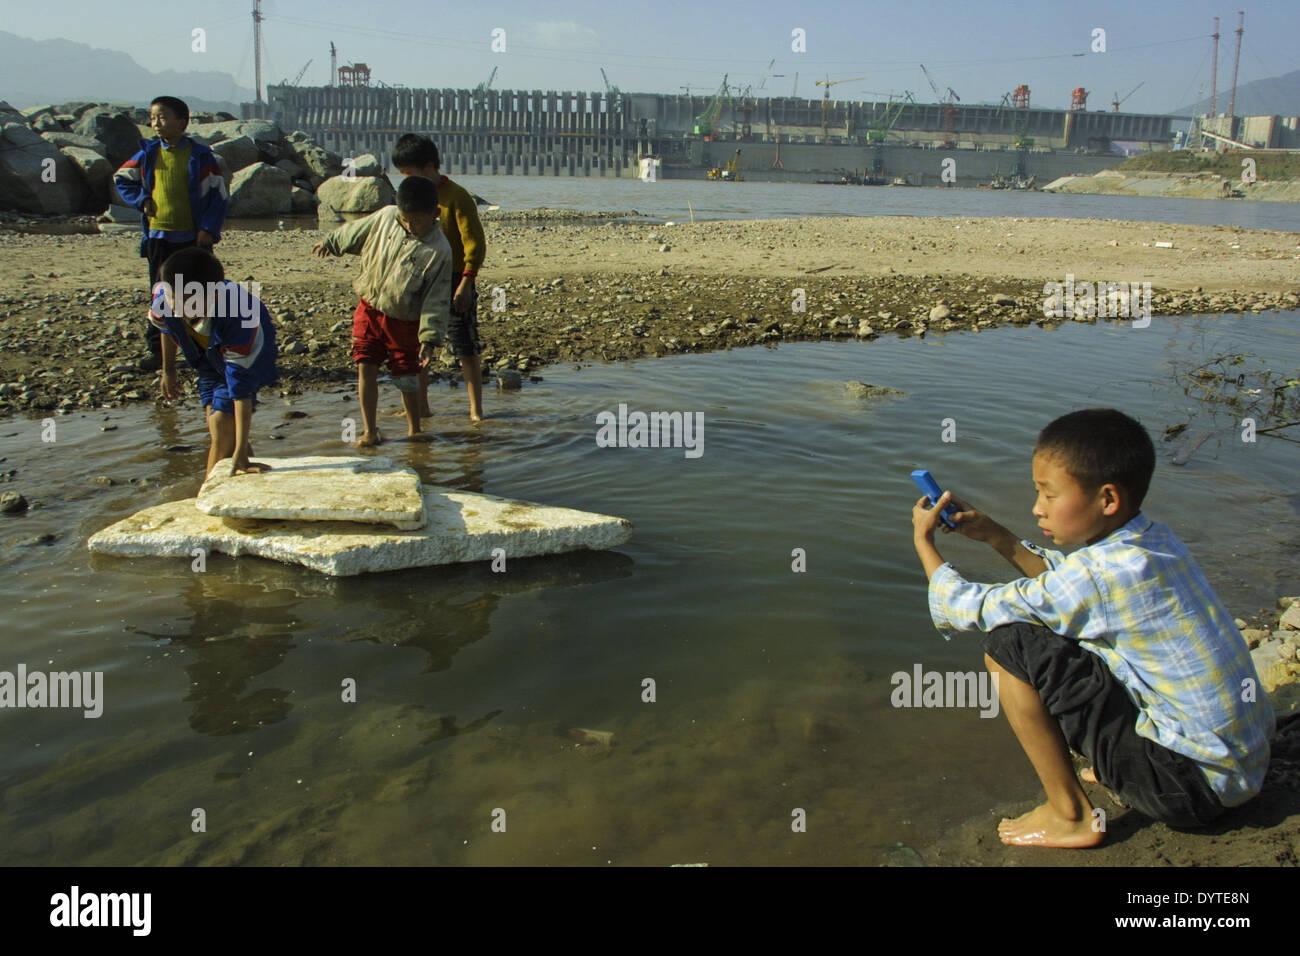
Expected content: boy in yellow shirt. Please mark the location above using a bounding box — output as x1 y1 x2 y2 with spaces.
391 134 487 422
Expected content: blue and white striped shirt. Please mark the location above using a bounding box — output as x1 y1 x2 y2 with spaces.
928 513 1274 806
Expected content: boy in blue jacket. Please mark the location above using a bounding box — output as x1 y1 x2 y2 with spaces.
115 95 228 373
150 248 277 477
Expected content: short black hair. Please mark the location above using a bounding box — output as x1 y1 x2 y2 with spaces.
391 133 439 171
1035 409 1155 513
396 174 439 215
160 247 224 289
150 95 190 122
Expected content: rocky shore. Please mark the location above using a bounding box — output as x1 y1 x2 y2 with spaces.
1044 169 1300 203
0 214 1297 416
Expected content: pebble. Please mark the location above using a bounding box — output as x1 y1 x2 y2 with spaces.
496 369 523 390
1 491 29 514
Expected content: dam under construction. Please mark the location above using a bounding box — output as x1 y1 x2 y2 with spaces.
244 82 1182 187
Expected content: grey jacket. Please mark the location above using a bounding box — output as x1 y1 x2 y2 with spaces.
320 205 453 344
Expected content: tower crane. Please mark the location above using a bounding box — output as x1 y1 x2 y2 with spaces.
814 75 867 143
1111 82 1144 112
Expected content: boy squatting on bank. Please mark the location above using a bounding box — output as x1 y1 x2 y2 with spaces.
312 176 453 446
909 408 1273 848
150 247 278 478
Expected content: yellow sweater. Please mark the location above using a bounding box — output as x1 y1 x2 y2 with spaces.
150 141 194 231
436 175 485 278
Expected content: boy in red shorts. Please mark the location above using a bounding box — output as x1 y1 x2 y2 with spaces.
313 177 453 446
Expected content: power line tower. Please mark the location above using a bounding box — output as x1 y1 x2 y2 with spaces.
252 0 264 103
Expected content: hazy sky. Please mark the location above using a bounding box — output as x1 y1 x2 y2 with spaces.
6 0 1297 111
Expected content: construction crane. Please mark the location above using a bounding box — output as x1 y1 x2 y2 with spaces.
920 64 959 147
867 91 915 176
281 59 313 87
472 66 498 108
329 42 337 87
600 68 622 114
1111 82 1143 112
815 75 867 143
692 75 733 140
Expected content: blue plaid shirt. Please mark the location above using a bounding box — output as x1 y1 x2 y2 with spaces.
928 513 1274 806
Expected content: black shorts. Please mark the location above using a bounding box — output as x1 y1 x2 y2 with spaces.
982 622 1225 828
446 286 482 359
144 237 197 348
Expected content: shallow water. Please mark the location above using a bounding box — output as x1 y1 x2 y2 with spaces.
0 313 1297 865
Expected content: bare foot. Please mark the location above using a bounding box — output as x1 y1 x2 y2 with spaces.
405 429 431 441
355 429 383 447
469 411 484 423
1081 767 1098 783
997 802 1103 848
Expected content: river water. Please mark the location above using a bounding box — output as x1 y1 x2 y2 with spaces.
231 175 1300 232
1 311 1296 864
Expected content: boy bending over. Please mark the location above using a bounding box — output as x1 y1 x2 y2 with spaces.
910 408 1273 847
151 248 278 477
313 176 453 446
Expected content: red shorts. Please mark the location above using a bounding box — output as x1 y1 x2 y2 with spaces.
351 299 420 375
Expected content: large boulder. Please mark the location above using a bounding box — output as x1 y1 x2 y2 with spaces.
226 161 292 217
290 185 318 214
33 113 66 132
20 105 56 121
73 107 141 167
53 102 97 119
275 157 304 180
40 131 107 156
188 119 281 146
210 135 260 174
286 131 342 187
0 101 25 125
60 146 113 208
0 122 90 214
316 174 395 217
349 152 383 177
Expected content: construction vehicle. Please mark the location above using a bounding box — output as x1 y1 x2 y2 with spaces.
707 149 743 181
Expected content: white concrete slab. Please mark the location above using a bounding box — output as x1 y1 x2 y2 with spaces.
88 486 633 576
196 456 425 530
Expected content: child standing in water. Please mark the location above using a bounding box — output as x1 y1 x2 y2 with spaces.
313 176 453 446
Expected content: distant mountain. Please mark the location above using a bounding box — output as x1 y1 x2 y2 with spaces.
1173 69 1300 117
0 31 253 114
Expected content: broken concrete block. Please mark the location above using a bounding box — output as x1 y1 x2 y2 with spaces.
88 486 633 576
196 456 425 530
